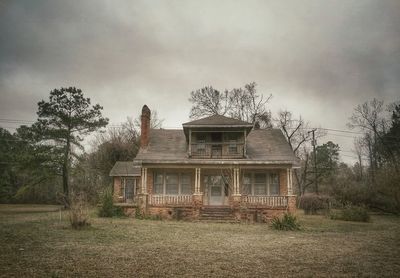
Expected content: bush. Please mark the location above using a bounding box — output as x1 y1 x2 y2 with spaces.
98 189 125 217
271 213 301 231
299 194 331 215
330 204 370 222
69 192 90 229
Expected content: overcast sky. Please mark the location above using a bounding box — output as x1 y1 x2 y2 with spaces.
1 0 399 163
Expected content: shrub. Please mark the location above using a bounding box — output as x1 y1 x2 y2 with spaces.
69 192 90 229
98 189 125 217
271 213 301 231
299 194 331 215
330 204 370 222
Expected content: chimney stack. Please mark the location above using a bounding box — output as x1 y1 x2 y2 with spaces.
141 105 151 148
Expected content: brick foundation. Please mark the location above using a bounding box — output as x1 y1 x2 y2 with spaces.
148 206 195 220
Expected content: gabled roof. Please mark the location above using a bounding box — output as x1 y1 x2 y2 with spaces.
182 115 253 127
135 128 299 166
109 161 141 177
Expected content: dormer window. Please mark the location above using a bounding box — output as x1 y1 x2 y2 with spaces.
196 134 206 155
182 114 253 159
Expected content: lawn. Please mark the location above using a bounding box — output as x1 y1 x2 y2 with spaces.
0 204 399 277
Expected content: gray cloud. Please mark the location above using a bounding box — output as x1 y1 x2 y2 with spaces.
0 0 399 161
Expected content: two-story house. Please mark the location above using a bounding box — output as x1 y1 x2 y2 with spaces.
110 105 299 222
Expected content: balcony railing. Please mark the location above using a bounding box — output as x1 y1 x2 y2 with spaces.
241 195 288 207
149 195 193 206
190 142 245 158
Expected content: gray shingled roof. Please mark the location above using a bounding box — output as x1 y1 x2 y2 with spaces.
109 161 141 176
182 115 253 127
135 128 299 166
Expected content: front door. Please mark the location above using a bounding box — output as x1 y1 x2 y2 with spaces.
208 176 224 205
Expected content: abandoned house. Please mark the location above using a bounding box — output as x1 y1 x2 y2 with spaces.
109 105 299 222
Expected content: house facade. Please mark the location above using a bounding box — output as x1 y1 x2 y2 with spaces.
110 105 299 222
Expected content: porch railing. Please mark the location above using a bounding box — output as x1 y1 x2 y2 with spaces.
241 195 288 207
190 143 245 158
149 195 193 206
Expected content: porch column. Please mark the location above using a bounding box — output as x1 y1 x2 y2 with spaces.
138 167 148 216
194 168 201 194
141 167 148 194
231 168 241 210
287 168 293 195
193 168 203 210
232 168 241 196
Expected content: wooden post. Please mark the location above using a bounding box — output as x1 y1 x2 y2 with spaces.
188 129 192 157
243 130 247 157
141 167 147 194
194 168 201 194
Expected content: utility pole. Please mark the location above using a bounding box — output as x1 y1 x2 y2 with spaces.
309 129 318 195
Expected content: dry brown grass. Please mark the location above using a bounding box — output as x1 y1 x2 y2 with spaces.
0 204 399 277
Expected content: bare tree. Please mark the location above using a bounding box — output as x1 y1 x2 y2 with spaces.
227 82 272 128
274 110 326 195
353 137 365 180
189 82 272 127
189 86 229 118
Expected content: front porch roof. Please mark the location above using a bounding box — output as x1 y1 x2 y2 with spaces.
109 161 141 177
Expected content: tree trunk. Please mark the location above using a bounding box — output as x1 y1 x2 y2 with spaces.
62 135 71 206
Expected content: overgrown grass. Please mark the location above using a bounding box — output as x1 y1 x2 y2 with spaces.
270 213 301 231
330 205 371 222
0 204 399 277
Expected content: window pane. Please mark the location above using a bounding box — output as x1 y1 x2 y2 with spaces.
180 174 191 194
181 183 191 194
166 174 178 184
166 174 178 195
228 140 237 154
269 173 280 195
242 174 251 195
254 173 266 184
125 178 134 199
254 173 267 195
154 183 163 194
154 173 163 194
155 174 163 184
181 174 190 184
166 184 178 194
254 184 267 195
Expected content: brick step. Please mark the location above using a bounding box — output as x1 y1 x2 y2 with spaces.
200 210 232 213
195 220 239 223
199 207 236 222
199 217 236 221
200 213 234 217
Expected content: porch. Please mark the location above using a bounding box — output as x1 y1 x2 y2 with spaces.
113 166 296 221
147 194 290 208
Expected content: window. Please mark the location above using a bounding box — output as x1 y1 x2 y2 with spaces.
228 140 238 154
180 174 192 194
154 172 192 195
226 133 238 154
242 174 252 195
125 178 135 200
254 173 267 195
166 174 179 195
269 173 280 195
154 173 164 194
196 134 206 155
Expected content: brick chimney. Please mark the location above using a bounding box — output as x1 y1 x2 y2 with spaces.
141 105 151 148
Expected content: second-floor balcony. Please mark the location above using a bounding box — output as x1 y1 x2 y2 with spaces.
190 142 245 159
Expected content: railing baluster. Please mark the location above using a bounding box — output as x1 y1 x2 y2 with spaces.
241 195 288 207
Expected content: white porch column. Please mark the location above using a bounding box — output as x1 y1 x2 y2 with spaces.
232 168 241 196
287 168 293 195
194 168 201 194
141 167 148 194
